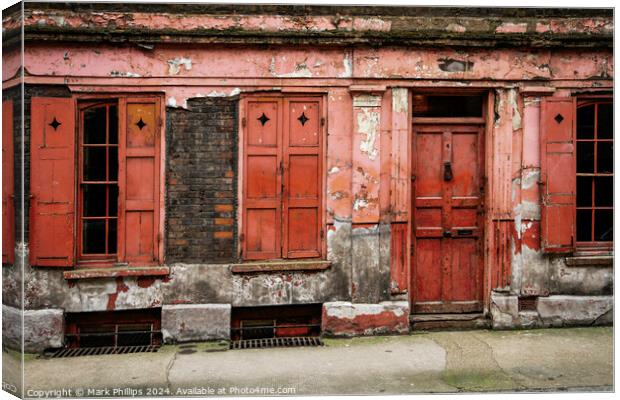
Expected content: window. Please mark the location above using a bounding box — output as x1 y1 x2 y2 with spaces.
540 96 613 253
79 103 119 259
575 100 613 244
30 96 163 267
241 96 324 260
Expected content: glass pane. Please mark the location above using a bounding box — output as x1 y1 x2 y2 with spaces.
412 95 483 118
594 210 613 241
83 220 106 254
83 185 107 217
109 185 119 216
83 147 107 181
108 219 117 254
109 147 118 181
596 142 613 173
594 176 613 207
597 103 612 139
83 106 107 144
576 176 592 207
576 209 592 242
576 104 594 139
109 105 118 144
576 141 594 173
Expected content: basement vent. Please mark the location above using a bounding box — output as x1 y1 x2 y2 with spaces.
53 308 162 357
518 297 538 312
230 336 323 350
231 304 322 348
45 345 159 358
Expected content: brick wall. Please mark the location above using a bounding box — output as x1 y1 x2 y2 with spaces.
165 97 239 263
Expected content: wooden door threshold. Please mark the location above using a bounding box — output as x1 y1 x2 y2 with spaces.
410 313 490 331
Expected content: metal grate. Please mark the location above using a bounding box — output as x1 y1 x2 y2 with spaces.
518 297 538 312
44 345 160 358
230 336 323 350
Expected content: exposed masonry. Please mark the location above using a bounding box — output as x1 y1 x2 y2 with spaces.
165 97 239 263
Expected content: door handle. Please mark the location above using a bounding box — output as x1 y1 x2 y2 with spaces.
443 162 453 181
443 230 452 238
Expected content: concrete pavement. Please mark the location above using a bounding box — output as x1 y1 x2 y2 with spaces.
3 327 613 397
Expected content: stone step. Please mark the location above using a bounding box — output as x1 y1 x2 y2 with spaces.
410 313 490 331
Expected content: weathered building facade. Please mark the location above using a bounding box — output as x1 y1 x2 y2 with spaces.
2 3 613 352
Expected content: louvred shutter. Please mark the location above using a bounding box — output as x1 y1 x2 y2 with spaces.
30 97 76 266
120 98 161 264
282 99 322 258
243 99 282 260
3 100 15 264
540 97 576 252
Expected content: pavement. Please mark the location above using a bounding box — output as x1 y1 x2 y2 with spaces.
2 327 614 397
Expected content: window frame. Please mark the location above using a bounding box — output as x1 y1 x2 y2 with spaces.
77 101 120 262
238 94 328 262
574 96 613 251
73 94 165 268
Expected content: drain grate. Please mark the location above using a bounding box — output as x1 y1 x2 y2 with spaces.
45 345 160 358
230 336 323 350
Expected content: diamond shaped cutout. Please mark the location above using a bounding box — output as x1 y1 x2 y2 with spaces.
297 112 309 126
48 117 61 131
136 117 147 130
554 113 564 124
257 113 270 126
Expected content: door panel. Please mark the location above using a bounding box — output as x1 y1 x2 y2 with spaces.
243 99 282 260
412 124 484 314
122 99 160 264
282 99 322 258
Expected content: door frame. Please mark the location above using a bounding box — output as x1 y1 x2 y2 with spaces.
407 89 494 314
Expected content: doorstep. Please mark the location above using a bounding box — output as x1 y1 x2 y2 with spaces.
63 266 170 280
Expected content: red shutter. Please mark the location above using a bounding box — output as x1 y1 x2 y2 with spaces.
120 98 161 264
3 100 15 264
282 98 322 258
30 97 76 266
540 97 576 252
243 99 282 260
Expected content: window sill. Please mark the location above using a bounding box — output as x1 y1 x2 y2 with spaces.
565 255 613 267
63 266 170 280
230 260 331 274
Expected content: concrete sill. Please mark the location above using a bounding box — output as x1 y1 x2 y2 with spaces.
64 266 170 280
565 256 613 267
231 260 331 274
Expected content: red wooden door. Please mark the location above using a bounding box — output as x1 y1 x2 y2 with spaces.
411 123 484 313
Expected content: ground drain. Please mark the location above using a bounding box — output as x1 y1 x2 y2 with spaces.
230 336 323 350
44 345 160 358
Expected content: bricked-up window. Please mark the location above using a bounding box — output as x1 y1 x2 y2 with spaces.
575 100 613 244
30 96 163 267
242 96 324 260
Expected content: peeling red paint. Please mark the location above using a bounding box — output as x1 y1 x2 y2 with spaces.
322 308 409 336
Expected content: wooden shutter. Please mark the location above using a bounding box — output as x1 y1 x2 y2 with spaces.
3 100 14 264
243 99 282 260
30 97 76 266
282 98 322 258
120 98 161 264
540 97 576 252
